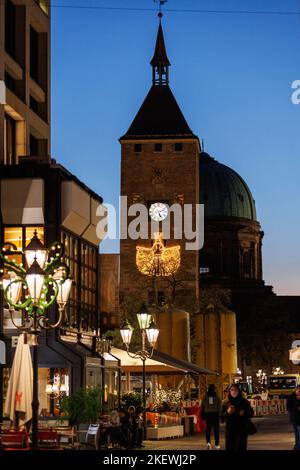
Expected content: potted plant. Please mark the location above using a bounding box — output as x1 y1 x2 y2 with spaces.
61 386 102 425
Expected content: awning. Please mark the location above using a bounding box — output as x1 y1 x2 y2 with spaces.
152 350 219 376
111 347 218 376
110 347 186 374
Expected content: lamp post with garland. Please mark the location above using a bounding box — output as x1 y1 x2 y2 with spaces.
120 304 159 439
0 231 72 448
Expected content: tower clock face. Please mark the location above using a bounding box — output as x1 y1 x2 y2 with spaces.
149 202 168 221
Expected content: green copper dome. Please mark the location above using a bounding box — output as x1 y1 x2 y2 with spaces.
200 152 257 221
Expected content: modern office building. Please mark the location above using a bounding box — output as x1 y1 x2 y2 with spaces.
0 0 50 164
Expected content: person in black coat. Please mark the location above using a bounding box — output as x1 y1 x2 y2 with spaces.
287 384 300 450
120 406 144 448
221 383 254 451
201 384 222 449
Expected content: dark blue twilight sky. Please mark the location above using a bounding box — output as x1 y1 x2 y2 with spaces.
51 0 300 295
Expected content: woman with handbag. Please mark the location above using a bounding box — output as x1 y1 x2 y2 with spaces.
221 383 254 451
201 384 222 450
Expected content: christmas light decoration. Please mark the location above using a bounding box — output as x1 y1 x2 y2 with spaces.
136 232 180 277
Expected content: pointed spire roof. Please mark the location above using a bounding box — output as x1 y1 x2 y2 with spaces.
120 85 196 140
150 21 170 67
119 16 198 141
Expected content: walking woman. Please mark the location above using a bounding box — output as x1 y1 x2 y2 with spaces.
221 383 254 451
201 384 222 449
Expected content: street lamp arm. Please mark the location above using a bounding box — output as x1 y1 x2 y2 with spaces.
37 307 64 330
9 309 35 331
125 346 154 361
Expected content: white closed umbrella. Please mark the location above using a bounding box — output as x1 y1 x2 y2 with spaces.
4 333 33 427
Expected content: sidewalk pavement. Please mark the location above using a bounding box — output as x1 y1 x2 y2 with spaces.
142 415 295 451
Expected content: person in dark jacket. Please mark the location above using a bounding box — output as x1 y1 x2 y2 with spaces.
287 384 300 450
201 384 222 449
120 406 144 448
221 383 254 451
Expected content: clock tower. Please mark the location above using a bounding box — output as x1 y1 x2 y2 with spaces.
119 19 200 316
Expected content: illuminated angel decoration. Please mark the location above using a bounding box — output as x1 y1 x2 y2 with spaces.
136 232 180 277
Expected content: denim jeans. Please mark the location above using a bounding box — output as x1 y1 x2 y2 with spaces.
292 423 300 450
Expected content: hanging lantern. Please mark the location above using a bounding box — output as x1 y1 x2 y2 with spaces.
136 303 151 330
57 278 72 309
2 273 22 305
25 230 48 269
53 270 73 308
146 320 159 348
120 319 134 347
25 258 45 304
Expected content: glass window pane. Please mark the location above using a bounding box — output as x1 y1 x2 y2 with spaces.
4 227 23 251
25 226 44 247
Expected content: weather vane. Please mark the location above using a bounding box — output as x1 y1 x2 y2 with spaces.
154 0 167 18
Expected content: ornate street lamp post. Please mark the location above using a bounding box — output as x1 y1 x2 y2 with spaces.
0 231 72 448
120 304 159 439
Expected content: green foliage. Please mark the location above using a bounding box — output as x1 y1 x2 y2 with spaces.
61 386 102 424
102 329 123 349
121 392 143 414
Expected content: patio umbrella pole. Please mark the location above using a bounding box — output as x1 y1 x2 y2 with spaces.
31 309 39 449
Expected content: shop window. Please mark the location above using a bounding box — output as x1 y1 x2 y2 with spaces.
42 367 69 417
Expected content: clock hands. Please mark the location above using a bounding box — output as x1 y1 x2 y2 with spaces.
149 203 168 221
157 209 166 220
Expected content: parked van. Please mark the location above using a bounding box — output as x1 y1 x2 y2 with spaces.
267 374 300 398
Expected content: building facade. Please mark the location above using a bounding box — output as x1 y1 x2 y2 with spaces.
0 0 50 164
